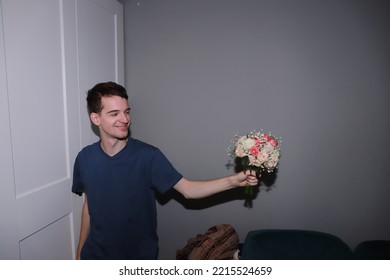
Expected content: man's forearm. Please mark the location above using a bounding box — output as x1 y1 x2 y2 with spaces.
173 171 258 199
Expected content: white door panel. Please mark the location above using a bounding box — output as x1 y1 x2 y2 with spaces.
3 0 69 197
17 180 71 240
20 214 73 260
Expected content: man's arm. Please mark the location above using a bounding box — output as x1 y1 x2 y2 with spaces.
173 170 258 199
76 194 90 260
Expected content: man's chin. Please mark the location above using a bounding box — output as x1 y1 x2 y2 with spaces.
117 134 129 141
117 132 129 141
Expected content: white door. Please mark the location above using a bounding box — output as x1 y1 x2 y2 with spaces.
0 0 123 259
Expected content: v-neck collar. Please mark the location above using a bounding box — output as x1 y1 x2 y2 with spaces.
98 138 132 159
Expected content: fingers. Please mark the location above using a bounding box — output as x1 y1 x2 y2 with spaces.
244 169 261 178
237 170 260 186
247 177 258 186
244 171 259 186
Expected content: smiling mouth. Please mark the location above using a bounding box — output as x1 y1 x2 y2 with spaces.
117 126 128 130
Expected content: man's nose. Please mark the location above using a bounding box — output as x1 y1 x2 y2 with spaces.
120 112 130 123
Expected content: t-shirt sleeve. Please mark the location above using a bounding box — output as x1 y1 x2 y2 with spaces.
72 155 85 196
150 148 183 194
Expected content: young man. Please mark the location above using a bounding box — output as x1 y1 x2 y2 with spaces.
72 81 258 260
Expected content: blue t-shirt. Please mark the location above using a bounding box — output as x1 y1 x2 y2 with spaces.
72 138 183 259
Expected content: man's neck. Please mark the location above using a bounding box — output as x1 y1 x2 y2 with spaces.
100 138 128 157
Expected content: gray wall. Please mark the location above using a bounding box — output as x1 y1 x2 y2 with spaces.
124 0 390 259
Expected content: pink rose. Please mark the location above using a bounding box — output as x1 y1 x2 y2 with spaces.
249 146 259 156
270 139 278 147
264 134 271 141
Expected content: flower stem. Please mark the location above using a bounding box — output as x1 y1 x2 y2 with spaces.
244 184 253 196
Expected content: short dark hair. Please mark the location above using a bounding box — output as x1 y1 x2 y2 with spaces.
87 81 128 114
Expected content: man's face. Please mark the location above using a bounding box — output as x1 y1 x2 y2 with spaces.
90 95 131 141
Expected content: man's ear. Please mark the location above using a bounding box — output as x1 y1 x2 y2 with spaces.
90 112 100 126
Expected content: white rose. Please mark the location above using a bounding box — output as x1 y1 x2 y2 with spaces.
243 138 256 150
235 146 246 157
248 155 261 167
257 151 268 164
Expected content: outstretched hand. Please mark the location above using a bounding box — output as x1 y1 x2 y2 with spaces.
234 170 259 187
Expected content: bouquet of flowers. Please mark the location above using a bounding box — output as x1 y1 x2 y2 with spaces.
229 130 281 196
